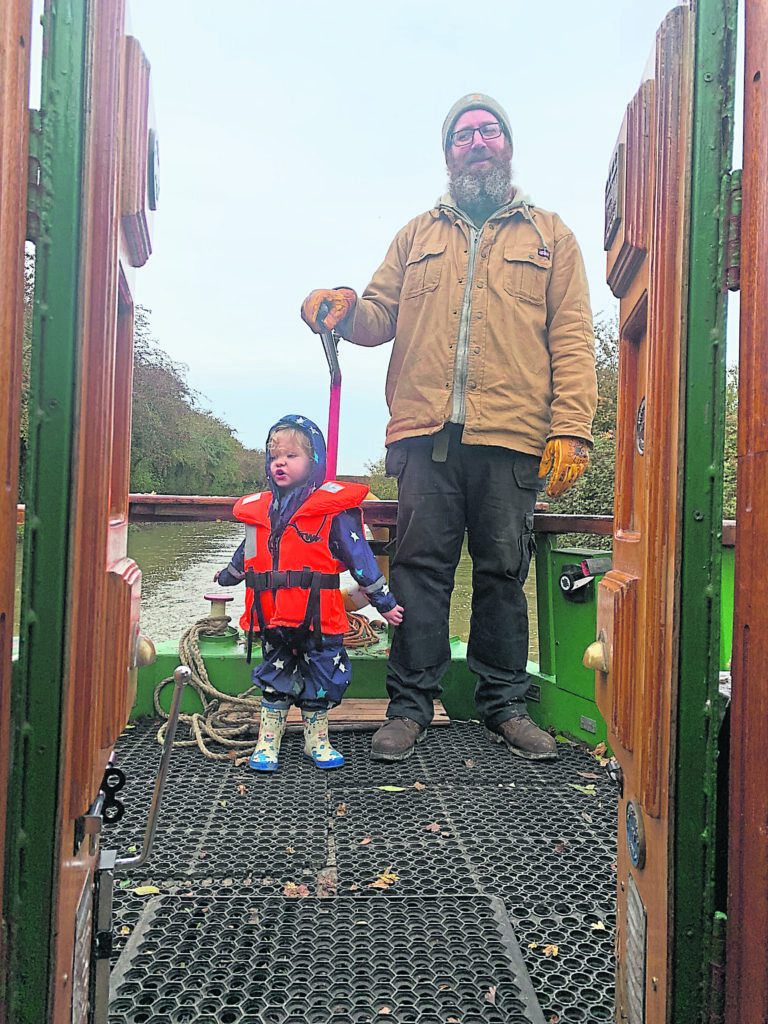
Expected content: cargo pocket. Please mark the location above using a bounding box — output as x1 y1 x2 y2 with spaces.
402 243 446 299
503 245 550 305
384 444 408 480
512 451 543 493
516 510 536 583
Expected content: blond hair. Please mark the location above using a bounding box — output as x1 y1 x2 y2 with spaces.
268 427 312 457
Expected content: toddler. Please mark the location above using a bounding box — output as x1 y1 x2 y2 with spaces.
216 414 403 771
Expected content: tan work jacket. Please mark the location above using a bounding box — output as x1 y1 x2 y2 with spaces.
347 191 597 457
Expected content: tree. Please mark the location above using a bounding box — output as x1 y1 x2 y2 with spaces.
365 453 397 500
130 307 267 494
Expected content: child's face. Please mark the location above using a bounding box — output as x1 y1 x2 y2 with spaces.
269 434 313 489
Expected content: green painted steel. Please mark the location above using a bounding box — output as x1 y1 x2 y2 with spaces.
4 2 88 1021
673 0 737 1018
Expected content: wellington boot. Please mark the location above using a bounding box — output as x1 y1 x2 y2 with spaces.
302 710 344 769
249 701 290 772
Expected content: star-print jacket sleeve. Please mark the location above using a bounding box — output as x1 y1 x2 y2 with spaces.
328 509 397 613
216 538 246 586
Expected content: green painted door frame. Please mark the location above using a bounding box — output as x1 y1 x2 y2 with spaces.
673 0 736 1017
5 2 88 1021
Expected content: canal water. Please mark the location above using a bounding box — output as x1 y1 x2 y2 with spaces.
14 522 538 656
124 521 538 657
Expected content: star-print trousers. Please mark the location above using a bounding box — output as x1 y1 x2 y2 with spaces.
253 627 351 709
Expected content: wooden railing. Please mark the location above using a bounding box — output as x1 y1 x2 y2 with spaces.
16 495 735 545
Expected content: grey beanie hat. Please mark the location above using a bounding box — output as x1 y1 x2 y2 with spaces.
442 92 513 155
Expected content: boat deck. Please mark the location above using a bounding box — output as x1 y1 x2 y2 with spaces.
106 718 617 1024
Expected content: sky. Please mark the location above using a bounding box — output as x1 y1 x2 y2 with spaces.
121 0 687 474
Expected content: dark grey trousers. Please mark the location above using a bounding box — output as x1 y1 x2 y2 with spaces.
384 426 540 730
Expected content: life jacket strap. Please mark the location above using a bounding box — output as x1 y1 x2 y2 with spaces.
245 569 340 592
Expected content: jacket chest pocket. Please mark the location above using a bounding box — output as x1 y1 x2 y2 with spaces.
402 243 446 299
502 246 550 305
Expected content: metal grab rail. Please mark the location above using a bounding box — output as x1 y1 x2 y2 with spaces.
114 665 189 868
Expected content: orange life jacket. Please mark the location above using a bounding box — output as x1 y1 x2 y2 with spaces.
233 481 370 644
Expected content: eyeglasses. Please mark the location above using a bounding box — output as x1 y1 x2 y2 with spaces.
450 122 503 147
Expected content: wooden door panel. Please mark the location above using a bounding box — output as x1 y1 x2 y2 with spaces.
51 5 154 1020
597 8 693 1022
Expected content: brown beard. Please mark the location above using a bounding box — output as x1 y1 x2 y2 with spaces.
448 160 512 221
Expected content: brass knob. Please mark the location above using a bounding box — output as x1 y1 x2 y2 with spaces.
583 632 609 674
136 635 156 667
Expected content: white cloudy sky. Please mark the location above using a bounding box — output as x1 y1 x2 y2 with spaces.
121 0 690 473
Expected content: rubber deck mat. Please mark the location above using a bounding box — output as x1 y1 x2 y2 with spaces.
106 719 617 1024
109 894 545 1024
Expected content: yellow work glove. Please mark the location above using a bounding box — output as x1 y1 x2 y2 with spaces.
301 288 357 333
538 437 590 498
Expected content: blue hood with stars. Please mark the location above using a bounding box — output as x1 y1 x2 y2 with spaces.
265 414 327 543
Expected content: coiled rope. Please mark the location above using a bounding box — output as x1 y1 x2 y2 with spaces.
153 611 388 764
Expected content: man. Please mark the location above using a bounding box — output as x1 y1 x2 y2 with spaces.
301 93 596 763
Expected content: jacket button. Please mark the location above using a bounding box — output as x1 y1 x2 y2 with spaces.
468 382 477 390
476 313 483 319
473 347 480 354
477 282 483 288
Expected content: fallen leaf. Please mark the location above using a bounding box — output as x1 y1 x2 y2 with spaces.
484 985 497 1005
582 812 593 823
132 885 160 896
555 735 570 744
543 944 559 957
550 1015 561 1022
219 800 227 807
360 837 372 845
237 784 246 795
567 783 596 796
120 926 130 935
368 868 398 889
577 772 599 779
425 823 441 832
591 921 606 931
463 759 475 768
283 882 310 898
555 842 566 853
349 884 360 890
336 803 346 816
286 846 296 854
412 782 426 790
318 877 338 896
377 1008 391 1016
228 750 237 761
377 786 405 792
528 942 538 949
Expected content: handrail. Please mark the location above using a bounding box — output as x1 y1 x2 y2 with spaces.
14 496 736 545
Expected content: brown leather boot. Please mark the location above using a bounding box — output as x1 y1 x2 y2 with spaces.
486 715 558 761
370 717 426 762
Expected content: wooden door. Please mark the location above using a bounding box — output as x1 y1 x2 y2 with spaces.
51 14 156 1024
0 6 33 1022
596 1 736 1019
597 9 693 1022
7 2 157 1019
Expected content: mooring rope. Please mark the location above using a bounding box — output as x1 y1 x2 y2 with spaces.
153 611 388 764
